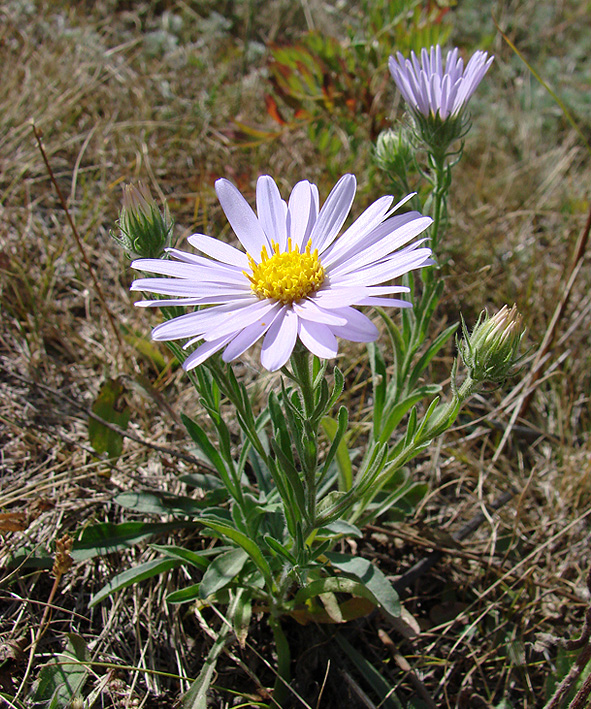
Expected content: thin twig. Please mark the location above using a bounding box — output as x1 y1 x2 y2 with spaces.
31 123 123 349
391 488 516 593
518 201 591 418
0 358 215 472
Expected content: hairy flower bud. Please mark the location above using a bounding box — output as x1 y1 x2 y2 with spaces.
459 305 525 384
375 128 414 179
113 183 173 260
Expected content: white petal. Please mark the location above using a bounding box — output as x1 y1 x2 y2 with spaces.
131 278 250 297
222 310 281 362
329 218 432 278
321 195 393 266
131 259 246 283
215 178 271 256
260 308 298 371
136 294 252 308
309 174 356 253
298 319 338 359
151 298 263 341
256 175 288 249
187 233 249 268
293 298 348 326
328 307 379 342
356 296 412 308
336 247 432 286
183 336 234 370
288 180 318 249
204 300 281 341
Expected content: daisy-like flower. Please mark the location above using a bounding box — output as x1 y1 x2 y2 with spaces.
388 45 494 120
388 45 493 120
131 175 433 372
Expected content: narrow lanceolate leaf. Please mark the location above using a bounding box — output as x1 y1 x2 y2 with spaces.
149 544 210 570
181 414 232 483
321 415 352 491
325 552 400 619
89 558 181 607
294 575 377 607
72 521 197 561
166 583 202 605
181 621 233 709
199 520 273 587
114 490 215 516
335 634 403 709
228 588 253 649
199 548 248 600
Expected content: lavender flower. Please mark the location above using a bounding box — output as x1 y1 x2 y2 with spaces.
132 175 433 372
388 45 494 120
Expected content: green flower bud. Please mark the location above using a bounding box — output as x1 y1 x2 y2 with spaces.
112 183 173 260
375 128 414 178
459 305 526 384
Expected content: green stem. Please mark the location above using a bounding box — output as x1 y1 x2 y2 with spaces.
269 615 291 708
289 347 319 529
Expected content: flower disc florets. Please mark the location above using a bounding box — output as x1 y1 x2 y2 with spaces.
247 238 325 304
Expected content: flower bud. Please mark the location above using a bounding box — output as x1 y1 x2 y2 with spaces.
459 305 525 384
375 128 414 178
113 183 173 260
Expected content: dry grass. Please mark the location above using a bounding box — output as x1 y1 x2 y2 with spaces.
1 0 591 707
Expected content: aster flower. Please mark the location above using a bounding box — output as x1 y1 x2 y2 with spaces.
388 45 493 121
131 175 433 372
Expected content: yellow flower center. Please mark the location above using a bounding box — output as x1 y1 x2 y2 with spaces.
246 238 325 305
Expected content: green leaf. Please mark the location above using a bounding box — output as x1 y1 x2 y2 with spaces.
228 588 252 648
88 378 130 459
263 535 297 565
32 633 90 705
294 575 376 606
179 473 224 490
149 544 210 570
199 548 248 599
321 415 352 491
72 521 196 561
181 621 232 709
335 634 403 709
5 546 53 570
379 385 441 444
166 583 202 604
368 342 387 432
89 558 181 607
326 365 345 413
199 520 272 587
408 323 458 390
181 414 229 481
114 490 215 516
317 520 362 539
325 552 400 619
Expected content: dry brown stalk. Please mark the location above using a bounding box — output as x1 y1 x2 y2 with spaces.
518 200 591 418
31 123 123 350
543 567 591 709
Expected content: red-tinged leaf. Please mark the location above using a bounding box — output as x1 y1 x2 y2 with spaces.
264 95 287 125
